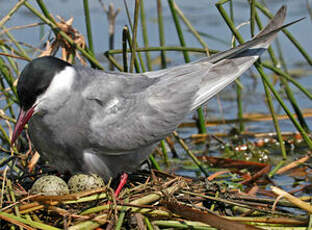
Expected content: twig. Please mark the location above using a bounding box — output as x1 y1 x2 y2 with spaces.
0 0 27 28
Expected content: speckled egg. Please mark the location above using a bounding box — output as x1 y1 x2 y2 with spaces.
30 175 69 196
68 174 105 193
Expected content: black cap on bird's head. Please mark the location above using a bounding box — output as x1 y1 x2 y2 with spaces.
11 56 71 145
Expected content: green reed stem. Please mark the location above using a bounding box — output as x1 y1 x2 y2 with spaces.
229 0 234 37
1 26 30 61
262 63 312 100
269 159 286 177
217 1 312 149
83 0 94 56
106 46 218 55
168 0 189 62
153 220 213 229
216 2 244 43
0 53 18 121
229 1 244 132
308 214 312 230
7 180 22 230
253 9 287 161
229 0 234 34
124 28 140 73
173 131 209 177
144 217 154 230
122 26 128 72
115 198 129 230
36 0 57 24
279 72 310 132
196 107 206 133
0 46 18 76
160 140 169 166
276 39 287 71
0 88 15 120
168 0 206 134
123 0 145 73
129 0 140 73
256 62 312 149
0 75 14 107
236 81 244 132
0 122 10 144
105 46 218 72
24 2 104 70
4 102 16 119
255 8 308 160
157 0 167 68
140 0 152 71
0 211 61 230
259 7 310 133
307 0 312 21
250 0 256 37
0 57 17 99
263 84 287 163
149 154 161 170
0 0 27 28
261 75 287 160
105 53 123 71
173 2 209 52
275 37 309 131
121 27 129 74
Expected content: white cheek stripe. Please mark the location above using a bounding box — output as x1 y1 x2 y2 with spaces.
35 66 75 109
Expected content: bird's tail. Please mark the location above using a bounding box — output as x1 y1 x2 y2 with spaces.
191 5 301 110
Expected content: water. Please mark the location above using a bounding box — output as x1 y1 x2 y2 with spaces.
0 1 311 185
2 1 312 64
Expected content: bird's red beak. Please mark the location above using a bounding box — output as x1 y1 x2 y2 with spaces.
11 106 35 145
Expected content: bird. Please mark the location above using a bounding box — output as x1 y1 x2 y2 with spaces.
11 6 297 181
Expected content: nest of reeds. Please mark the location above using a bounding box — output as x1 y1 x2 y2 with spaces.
0 163 310 230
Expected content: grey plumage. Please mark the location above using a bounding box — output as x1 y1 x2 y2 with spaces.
14 6 297 181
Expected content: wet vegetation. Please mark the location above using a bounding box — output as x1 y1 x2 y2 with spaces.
0 0 311 229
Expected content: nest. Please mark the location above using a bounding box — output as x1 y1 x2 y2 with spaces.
0 168 309 229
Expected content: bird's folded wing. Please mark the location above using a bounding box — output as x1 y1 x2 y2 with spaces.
82 5 299 154
82 67 205 152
